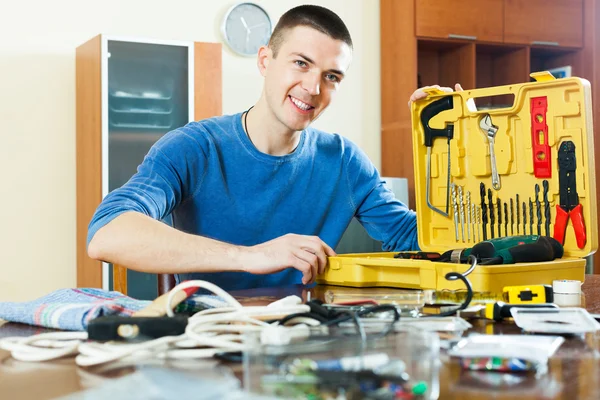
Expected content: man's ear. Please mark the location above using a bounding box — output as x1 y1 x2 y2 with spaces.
257 45 271 77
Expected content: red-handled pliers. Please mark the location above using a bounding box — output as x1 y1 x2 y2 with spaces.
553 141 586 249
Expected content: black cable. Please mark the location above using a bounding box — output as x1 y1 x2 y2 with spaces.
434 255 475 317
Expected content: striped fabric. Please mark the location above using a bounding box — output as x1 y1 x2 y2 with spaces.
0 288 150 331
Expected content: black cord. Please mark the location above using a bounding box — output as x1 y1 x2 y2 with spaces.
243 105 254 144
434 254 476 317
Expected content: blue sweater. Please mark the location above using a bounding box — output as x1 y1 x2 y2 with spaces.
88 113 418 290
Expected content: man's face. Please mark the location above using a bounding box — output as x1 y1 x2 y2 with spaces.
259 25 352 132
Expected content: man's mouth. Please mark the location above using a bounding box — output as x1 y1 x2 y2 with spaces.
289 95 315 112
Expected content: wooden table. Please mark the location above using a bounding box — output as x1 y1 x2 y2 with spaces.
2 276 600 399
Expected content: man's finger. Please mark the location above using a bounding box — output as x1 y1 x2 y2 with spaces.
455 83 464 92
294 250 318 284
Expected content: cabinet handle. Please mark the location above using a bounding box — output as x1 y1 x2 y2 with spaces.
532 41 559 46
448 34 477 41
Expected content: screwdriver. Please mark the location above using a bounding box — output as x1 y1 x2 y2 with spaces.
481 302 558 322
460 302 558 322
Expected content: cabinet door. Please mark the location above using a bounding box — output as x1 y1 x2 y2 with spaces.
107 40 192 300
504 0 583 47
416 0 503 42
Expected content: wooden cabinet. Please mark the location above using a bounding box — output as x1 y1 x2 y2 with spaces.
504 0 583 47
76 35 221 298
416 0 504 42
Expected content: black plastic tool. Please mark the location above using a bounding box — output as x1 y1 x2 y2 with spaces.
421 96 454 217
553 141 586 248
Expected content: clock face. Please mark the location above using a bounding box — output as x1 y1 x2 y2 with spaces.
222 2 272 56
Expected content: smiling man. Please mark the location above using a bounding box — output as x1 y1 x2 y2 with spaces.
86 5 420 291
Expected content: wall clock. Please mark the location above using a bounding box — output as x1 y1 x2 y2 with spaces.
222 2 273 56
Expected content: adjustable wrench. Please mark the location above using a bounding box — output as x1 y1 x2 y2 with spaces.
480 114 501 190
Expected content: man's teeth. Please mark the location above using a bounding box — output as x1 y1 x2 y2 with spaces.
291 97 312 111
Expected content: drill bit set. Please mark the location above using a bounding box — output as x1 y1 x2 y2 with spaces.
476 182 552 242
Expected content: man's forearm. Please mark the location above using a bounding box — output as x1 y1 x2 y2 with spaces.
87 211 245 274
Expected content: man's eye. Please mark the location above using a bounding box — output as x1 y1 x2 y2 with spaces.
295 60 307 67
326 74 340 83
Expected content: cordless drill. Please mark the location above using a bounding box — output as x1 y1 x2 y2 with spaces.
439 235 564 265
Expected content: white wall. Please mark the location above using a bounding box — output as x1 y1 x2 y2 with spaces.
0 0 381 301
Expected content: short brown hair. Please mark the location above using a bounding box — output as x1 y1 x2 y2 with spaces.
268 5 353 58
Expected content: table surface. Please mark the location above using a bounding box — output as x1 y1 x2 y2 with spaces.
2 276 600 400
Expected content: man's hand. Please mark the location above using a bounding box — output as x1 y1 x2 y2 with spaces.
408 83 463 109
243 234 336 284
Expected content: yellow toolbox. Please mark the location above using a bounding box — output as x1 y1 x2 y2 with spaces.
318 72 597 293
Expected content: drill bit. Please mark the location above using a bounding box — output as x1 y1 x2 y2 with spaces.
504 202 508 237
543 180 550 236
535 184 541 236
480 183 488 241
529 197 534 235
497 198 502 237
522 201 526 235
466 191 472 241
458 186 465 242
476 205 481 242
516 194 520 234
510 198 514 236
488 189 495 239
471 203 476 243
451 183 459 241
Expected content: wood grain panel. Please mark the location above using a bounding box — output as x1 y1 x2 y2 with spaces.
113 264 128 294
76 35 103 288
381 0 417 208
505 0 583 47
194 42 222 120
439 43 476 90
416 0 504 43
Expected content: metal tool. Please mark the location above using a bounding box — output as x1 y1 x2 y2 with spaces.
480 183 488 241
543 180 550 236
504 202 508 237
553 141 587 249
471 203 476 243
510 198 514 236
529 198 534 235
479 114 501 190
458 186 465 242
516 194 520 235
497 198 502 237
488 189 495 238
466 191 472 241
522 201 526 235
535 184 541 235
476 205 481 242
421 96 454 217
451 183 459 241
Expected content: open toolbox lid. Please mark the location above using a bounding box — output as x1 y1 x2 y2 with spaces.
410 72 598 259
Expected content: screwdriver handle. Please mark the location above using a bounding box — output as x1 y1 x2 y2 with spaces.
420 96 455 147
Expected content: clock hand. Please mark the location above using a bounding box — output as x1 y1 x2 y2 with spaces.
240 16 250 32
248 22 266 30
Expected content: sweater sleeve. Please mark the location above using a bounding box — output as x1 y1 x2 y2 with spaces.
344 141 419 252
86 127 206 247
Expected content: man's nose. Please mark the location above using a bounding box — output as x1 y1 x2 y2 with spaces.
302 72 320 96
